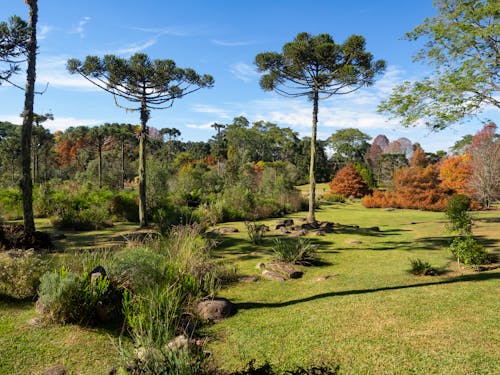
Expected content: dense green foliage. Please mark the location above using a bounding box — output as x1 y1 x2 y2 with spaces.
379 0 500 129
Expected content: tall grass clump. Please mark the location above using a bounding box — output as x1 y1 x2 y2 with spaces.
272 237 317 265
245 221 267 244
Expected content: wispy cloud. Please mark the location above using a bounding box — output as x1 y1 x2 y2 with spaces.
211 39 256 47
70 16 91 38
112 39 157 55
38 25 53 40
131 25 197 37
36 56 99 91
191 104 231 119
229 62 258 82
186 122 216 130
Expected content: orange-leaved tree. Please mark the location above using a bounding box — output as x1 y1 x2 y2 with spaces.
328 164 370 198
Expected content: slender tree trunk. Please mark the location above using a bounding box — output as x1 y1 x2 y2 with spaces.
138 100 148 227
98 143 102 188
121 139 125 190
307 89 319 223
21 0 37 242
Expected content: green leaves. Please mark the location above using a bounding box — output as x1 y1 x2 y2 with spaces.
254 32 385 99
67 53 214 110
379 0 499 129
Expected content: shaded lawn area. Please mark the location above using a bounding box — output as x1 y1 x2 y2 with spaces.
206 202 500 374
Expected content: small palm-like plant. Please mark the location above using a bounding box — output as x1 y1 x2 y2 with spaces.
272 237 317 265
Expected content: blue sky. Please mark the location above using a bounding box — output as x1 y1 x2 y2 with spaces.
1 0 498 152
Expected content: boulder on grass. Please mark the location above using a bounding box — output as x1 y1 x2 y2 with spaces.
196 298 236 323
262 269 286 281
213 226 239 234
265 262 303 279
42 365 67 375
275 219 294 229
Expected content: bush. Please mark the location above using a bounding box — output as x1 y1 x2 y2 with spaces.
109 192 139 222
0 250 54 299
0 188 22 220
37 267 113 325
272 237 317 265
409 258 436 276
445 194 472 235
323 193 346 203
51 205 113 230
449 236 490 266
245 221 267 244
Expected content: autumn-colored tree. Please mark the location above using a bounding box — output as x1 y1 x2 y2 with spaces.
328 164 370 198
439 154 472 195
393 164 447 210
409 143 428 167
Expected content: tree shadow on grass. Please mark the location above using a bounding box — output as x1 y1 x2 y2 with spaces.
235 272 500 310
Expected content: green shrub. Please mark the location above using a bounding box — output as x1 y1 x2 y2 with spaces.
51 205 112 231
272 237 317 265
38 267 112 325
245 221 267 244
0 250 54 299
109 192 139 222
449 236 490 266
323 193 346 203
445 194 472 235
409 258 436 276
0 188 22 219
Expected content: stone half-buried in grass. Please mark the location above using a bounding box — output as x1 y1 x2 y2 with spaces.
196 297 236 323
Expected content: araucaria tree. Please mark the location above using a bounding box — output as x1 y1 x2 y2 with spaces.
379 0 499 130
255 32 385 222
67 53 214 227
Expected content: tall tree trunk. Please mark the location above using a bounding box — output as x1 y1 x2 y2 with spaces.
121 139 125 190
98 143 102 188
138 100 148 227
307 89 319 223
21 0 37 242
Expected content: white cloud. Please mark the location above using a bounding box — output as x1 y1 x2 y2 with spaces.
131 26 191 37
0 114 102 133
112 39 157 55
36 56 99 91
229 62 258 82
38 25 53 40
191 104 231 119
186 122 215 130
211 39 255 47
70 16 91 38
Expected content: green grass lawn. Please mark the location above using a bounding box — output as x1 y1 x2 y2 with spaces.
206 202 500 374
0 202 498 374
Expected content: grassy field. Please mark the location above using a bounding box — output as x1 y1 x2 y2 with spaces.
0 202 498 374
206 202 500 374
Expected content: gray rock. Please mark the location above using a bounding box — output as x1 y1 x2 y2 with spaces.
290 229 307 237
280 226 290 234
265 262 303 279
196 298 236 323
256 262 266 269
275 218 294 229
315 230 326 236
239 275 259 283
42 365 67 375
213 226 239 234
166 334 189 352
262 269 286 281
